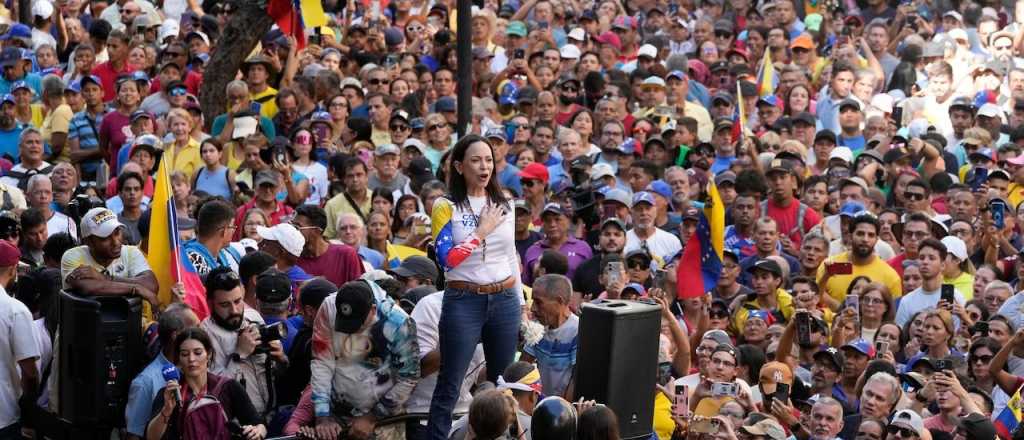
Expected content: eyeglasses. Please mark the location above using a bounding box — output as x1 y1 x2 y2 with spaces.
904 230 930 239
627 260 649 270
390 124 410 132
561 85 579 93
165 51 185 57
169 88 187 97
904 192 926 201
886 426 918 438
514 124 533 131
602 130 623 137
633 128 650 135
369 78 390 85
710 358 736 367
329 101 347 109
428 124 446 132
715 31 733 39
863 296 884 305
522 179 541 187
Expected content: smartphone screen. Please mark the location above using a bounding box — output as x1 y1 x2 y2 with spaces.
826 262 853 275
773 383 790 403
940 284 956 304
991 200 1007 229
673 384 689 417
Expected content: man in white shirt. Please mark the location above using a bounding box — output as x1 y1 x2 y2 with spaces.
895 238 966 327
0 240 39 438
26 175 76 240
1 128 53 191
624 191 682 264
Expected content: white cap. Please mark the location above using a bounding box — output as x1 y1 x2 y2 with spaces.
942 11 963 22
828 146 854 164
568 28 586 42
642 76 666 88
231 115 260 140
403 138 428 155
978 103 1003 118
870 93 894 114
339 77 363 90
32 1 54 20
559 44 581 60
186 31 210 46
159 19 180 44
256 224 305 257
590 163 615 180
638 44 658 59
80 207 124 239
949 28 969 43
941 236 968 262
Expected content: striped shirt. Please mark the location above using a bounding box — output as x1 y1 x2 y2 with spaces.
68 108 107 174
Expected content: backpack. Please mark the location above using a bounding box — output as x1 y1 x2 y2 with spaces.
180 375 232 440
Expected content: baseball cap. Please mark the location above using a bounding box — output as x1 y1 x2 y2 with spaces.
792 112 815 126
715 171 737 186
812 346 845 371
518 162 550 183
567 28 586 42
10 80 30 94
978 103 1003 119
594 31 622 51
333 281 375 333
484 127 506 142
747 258 782 277
256 224 305 258
541 202 569 217
941 236 968 261
0 240 19 267
839 201 867 218
559 44 581 60
790 33 814 50
80 207 125 239
435 96 457 113
255 269 292 303
130 110 153 123
632 191 656 207
840 176 869 193
602 188 632 208
702 329 732 346
889 409 925 433
32 1 54 19
637 44 658 59
814 129 838 144
506 21 527 37
759 361 794 394
641 76 666 89
622 283 646 297
390 255 439 281
766 157 799 176
646 180 672 199
254 169 280 187
601 217 627 231
711 91 734 106
740 419 786 440
590 163 615 180
837 98 861 112
374 144 400 156
841 338 876 358
828 146 854 164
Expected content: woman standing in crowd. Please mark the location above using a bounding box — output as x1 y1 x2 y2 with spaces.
99 77 142 170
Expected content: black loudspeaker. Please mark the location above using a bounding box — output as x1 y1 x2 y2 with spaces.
574 300 661 440
58 291 143 426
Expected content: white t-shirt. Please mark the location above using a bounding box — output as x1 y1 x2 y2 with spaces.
404 292 483 414
432 196 518 287
292 162 329 206
0 287 41 429
624 228 683 263
894 285 966 328
59 245 151 288
46 211 78 240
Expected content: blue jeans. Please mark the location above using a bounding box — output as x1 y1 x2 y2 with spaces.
426 287 521 440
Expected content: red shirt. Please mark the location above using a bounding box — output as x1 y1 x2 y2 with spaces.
92 61 138 102
765 198 822 249
887 253 908 278
233 199 294 240
297 244 365 288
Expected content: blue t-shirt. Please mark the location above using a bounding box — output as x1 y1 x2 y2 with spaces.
524 314 578 397
0 73 42 97
359 245 385 270
68 109 106 174
0 125 22 161
710 156 737 174
840 135 866 152
265 315 300 353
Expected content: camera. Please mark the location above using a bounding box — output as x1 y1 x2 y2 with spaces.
254 322 286 353
66 194 102 231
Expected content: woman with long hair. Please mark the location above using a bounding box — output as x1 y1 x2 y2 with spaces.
147 327 267 440
324 93 349 146
578 405 620 440
241 209 269 242
289 127 329 205
968 337 1000 394
427 134 519 438
920 309 958 359
858 283 895 342
391 193 420 241
99 76 143 169
365 209 392 258
784 83 815 116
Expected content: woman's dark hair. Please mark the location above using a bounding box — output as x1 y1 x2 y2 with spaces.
200 138 223 152
965 299 990 323
858 418 888 438
446 134 509 209
968 337 1000 379
887 62 917 96
372 187 395 208
784 83 813 116
845 275 872 299
173 327 215 362
577 405 620 440
391 193 420 236
436 149 454 187
737 344 766 385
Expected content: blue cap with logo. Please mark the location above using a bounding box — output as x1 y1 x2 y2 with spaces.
632 191 656 206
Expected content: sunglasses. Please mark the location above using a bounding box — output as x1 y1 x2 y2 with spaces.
369 78 390 85
390 124 410 132
514 124 533 131
710 309 729 318
522 179 542 187
407 25 424 33
886 426 917 438
627 260 649 270
904 192 926 201
972 354 994 363
561 85 579 93
169 87 187 97
428 124 446 131
715 31 733 38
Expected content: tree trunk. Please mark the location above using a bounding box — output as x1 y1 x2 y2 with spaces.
199 0 275 131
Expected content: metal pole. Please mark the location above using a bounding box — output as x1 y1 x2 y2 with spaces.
455 0 472 138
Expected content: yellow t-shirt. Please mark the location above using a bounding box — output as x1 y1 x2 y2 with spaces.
1008 182 1024 210
653 392 675 440
733 288 795 331
251 87 279 120
167 138 203 178
18 104 44 128
944 272 975 300
42 103 74 161
816 252 904 304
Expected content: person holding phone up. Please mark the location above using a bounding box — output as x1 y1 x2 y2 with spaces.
816 212 902 311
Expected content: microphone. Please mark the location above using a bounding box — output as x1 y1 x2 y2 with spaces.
161 365 181 407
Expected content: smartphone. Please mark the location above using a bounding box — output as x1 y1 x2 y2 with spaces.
991 199 1007 229
275 145 288 165
772 383 790 404
514 48 525 59
606 262 623 285
538 21 549 29
940 284 956 305
826 261 854 275
795 311 812 346
673 384 689 418
875 341 888 359
845 294 859 315
974 321 990 337
711 382 738 397
971 168 989 191
891 106 904 129
314 125 329 144
934 359 954 371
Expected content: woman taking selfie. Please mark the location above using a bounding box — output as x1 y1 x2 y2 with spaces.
146 327 266 440
427 134 519 439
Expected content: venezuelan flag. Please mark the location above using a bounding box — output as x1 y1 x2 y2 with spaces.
732 82 746 143
432 199 456 271
996 385 1023 439
147 159 209 320
676 181 725 299
755 49 777 99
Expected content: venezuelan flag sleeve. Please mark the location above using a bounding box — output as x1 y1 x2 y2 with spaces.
431 198 481 272
996 383 1024 439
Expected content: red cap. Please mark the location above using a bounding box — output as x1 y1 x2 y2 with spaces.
594 31 622 51
517 162 550 183
0 240 20 267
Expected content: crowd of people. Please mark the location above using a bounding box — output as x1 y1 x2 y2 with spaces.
4 0 1024 439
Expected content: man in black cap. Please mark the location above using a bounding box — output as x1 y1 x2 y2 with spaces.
572 217 627 301
310 280 420 440
390 255 439 293
837 99 865 151
792 112 816 150
255 269 299 353
734 258 793 328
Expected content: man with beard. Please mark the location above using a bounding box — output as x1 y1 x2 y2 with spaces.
573 217 626 301
816 213 901 307
0 94 21 160
553 75 582 125
200 266 287 416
